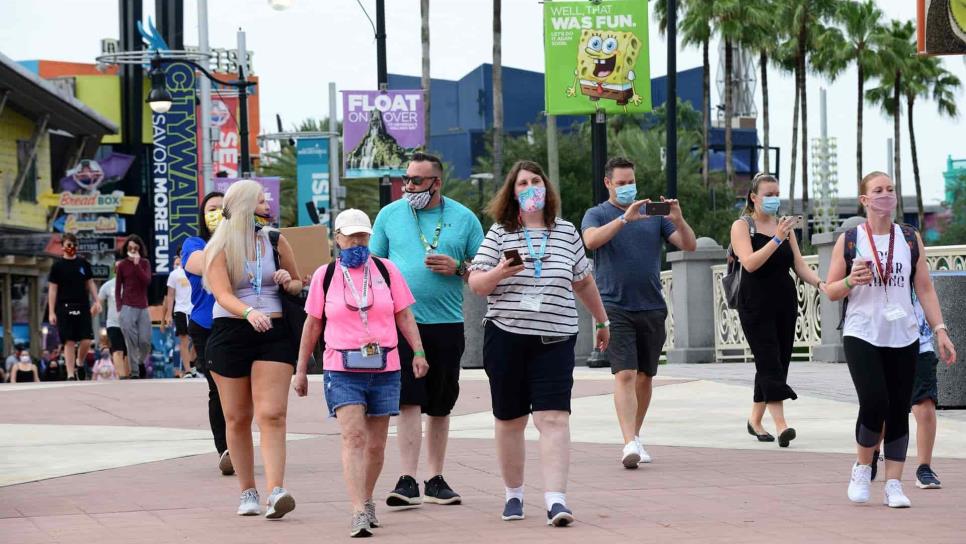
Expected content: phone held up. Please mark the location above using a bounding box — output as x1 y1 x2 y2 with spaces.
640 201 671 216
503 249 523 266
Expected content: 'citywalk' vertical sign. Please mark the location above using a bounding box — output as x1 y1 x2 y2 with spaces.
296 137 330 227
151 62 199 274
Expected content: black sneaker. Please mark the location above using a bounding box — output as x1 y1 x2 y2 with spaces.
423 475 461 505
916 464 942 489
386 475 422 507
546 503 574 527
870 450 880 481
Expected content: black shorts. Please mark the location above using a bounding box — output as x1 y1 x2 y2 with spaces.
173 312 189 336
911 350 939 409
398 322 465 417
55 302 93 342
606 306 667 377
205 317 296 378
483 321 576 421
188 320 212 373
107 326 127 354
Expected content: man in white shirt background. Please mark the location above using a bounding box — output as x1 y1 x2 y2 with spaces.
98 260 130 378
162 253 196 378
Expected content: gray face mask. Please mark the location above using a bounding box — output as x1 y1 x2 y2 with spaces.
403 185 435 210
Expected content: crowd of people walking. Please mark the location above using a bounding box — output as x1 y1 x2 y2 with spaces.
15 154 957 537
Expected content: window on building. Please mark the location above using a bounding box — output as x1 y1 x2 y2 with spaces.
16 140 38 202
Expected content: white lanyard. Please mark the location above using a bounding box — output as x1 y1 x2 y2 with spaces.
341 262 371 332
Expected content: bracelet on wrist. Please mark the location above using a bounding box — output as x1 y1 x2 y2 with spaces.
595 320 610 330
934 323 948 334
772 236 783 246
844 277 853 290
619 215 628 225
243 306 254 319
413 350 426 357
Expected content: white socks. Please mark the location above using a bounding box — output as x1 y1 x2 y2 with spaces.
505 486 524 503
544 491 566 510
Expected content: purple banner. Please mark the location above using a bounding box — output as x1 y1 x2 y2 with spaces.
342 90 424 178
213 177 281 220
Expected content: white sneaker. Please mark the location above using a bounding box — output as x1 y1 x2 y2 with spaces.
883 479 911 508
237 488 261 515
621 442 641 468
636 437 652 464
265 487 296 519
848 463 872 504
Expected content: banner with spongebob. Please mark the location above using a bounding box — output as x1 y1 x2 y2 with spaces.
544 0 651 115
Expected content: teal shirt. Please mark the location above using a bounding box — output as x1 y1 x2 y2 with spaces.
371 197 485 324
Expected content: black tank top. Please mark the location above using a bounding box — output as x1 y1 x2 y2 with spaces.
15 368 35 382
738 233 797 311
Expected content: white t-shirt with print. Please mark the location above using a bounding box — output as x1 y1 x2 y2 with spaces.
166 267 194 315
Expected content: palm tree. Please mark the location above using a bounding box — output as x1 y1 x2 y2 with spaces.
904 56 961 227
834 0 884 203
656 0 713 186
492 0 503 183
866 20 917 223
740 0 778 175
421 0 431 149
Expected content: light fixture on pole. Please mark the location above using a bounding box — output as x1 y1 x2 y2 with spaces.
268 0 294 10
146 56 173 113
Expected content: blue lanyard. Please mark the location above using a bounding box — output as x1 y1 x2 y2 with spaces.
522 228 549 278
247 239 263 297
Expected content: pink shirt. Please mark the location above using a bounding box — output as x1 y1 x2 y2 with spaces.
304 257 415 372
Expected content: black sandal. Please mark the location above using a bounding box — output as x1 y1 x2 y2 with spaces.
747 421 775 442
778 428 797 448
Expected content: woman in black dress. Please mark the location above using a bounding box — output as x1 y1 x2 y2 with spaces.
729 174 826 447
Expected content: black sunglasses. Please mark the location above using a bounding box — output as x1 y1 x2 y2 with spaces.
401 175 439 187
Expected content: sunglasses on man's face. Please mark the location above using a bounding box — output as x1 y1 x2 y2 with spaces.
401 175 439 187
63 244 75 249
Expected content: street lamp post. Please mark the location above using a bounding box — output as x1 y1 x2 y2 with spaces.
146 51 256 175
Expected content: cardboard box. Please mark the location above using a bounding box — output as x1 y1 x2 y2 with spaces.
279 225 332 281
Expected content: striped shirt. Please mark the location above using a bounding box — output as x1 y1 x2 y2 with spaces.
470 219 592 336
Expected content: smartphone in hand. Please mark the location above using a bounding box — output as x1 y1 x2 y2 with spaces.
503 249 523 266
642 201 671 216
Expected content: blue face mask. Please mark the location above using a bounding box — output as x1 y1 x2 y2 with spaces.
760 196 781 215
615 184 638 206
339 245 370 268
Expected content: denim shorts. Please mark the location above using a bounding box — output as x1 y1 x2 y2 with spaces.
323 370 401 418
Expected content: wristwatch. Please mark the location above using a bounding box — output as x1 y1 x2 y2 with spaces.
455 261 466 277
595 320 610 330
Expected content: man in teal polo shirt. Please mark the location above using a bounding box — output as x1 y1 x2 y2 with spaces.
371 152 484 508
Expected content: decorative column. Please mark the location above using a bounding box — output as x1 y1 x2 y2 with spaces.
666 237 727 364
811 216 865 363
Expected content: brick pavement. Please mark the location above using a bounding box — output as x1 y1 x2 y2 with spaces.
1 367 965 543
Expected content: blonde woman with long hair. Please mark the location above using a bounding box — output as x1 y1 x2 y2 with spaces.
203 179 303 519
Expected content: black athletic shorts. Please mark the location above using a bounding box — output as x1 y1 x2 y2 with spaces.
482 320 576 421
206 317 296 378
107 326 127 354
398 322 465 417
911 350 939 409
55 302 93 342
606 306 667 377
173 312 189 336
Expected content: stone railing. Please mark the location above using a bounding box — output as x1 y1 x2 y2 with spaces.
660 270 674 355
710 257 821 362
686 245 966 363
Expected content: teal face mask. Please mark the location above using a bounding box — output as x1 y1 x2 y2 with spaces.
761 196 781 215
615 184 638 206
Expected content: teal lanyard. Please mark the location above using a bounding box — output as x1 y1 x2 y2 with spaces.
523 228 549 278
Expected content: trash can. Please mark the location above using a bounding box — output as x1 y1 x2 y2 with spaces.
934 271 966 409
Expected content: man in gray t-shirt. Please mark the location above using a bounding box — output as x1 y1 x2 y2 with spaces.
581 156 696 468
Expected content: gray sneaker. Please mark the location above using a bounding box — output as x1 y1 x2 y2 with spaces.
265 487 295 519
237 488 260 516
350 511 372 538
364 499 380 528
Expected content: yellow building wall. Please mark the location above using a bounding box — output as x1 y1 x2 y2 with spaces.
73 75 154 144
0 108 52 232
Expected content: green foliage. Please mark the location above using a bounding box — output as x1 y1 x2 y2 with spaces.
257 118 334 228
938 176 966 246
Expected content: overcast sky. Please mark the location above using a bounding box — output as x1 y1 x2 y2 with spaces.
2 0 963 202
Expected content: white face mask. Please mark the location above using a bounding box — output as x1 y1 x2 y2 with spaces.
403 184 435 210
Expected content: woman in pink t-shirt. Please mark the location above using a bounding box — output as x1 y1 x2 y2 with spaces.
294 209 428 537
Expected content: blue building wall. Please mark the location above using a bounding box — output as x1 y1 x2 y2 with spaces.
389 64 722 179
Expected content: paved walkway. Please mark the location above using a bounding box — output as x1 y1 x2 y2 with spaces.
1 363 964 543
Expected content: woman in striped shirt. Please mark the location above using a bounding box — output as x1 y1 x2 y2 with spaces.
469 160 609 527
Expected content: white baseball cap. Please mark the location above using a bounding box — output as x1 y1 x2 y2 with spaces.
334 209 373 236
